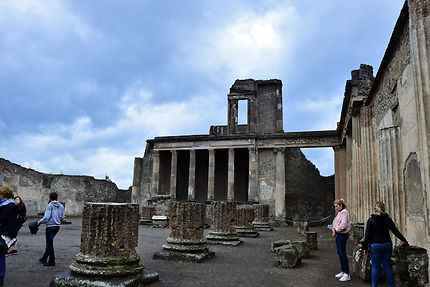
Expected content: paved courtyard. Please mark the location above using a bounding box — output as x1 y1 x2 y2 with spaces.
4 217 379 286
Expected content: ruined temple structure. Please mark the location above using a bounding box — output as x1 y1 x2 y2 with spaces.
335 0 430 266
133 80 338 223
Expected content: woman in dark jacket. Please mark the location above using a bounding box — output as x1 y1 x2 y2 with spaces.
361 201 408 287
7 196 27 255
0 187 19 286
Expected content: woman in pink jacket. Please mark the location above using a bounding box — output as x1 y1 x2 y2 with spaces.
331 199 351 282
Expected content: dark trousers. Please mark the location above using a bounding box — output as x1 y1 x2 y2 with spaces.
370 242 394 287
336 233 350 274
41 226 60 264
0 251 4 278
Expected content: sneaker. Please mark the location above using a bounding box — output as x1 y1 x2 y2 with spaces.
339 274 351 282
335 272 344 278
38 258 46 264
7 250 17 255
43 262 55 267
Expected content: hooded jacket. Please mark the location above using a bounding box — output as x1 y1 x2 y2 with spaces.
0 198 19 238
362 213 406 250
39 201 64 227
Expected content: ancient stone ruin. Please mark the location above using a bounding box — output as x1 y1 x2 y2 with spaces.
50 202 158 286
206 201 242 246
153 201 214 263
252 203 273 231
235 204 259 237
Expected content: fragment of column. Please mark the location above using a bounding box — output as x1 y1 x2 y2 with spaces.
206 201 242 246
235 204 259 238
139 205 156 225
153 201 214 263
51 202 158 286
252 203 273 231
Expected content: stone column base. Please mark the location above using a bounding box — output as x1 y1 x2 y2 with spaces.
252 221 273 231
206 230 243 246
153 237 214 263
235 226 260 238
49 269 159 287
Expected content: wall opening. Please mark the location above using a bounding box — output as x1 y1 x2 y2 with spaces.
238 100 248 124
158 151 171 195
176 150 190 201
234 148 249 202
214 149 228 200
195 149 209 202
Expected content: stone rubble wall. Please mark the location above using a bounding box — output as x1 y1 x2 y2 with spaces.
0 158 131 216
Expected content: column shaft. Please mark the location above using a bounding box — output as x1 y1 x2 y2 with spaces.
248 147 257 202
227 148 235 201
170 150 177 199
188 149 196 201
274 148 286 220
207 149 215 201
151 150 160 197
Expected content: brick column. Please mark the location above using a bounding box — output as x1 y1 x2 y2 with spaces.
207 149 215 201
51 203 159 286
151 150 160 197
252 203 273 231
188 149 196 201
206 201 242 246
153 201 214 263
235 204 259 237
227 148 235 201
274 147 286 222
170 150 177 199
248 147 258 202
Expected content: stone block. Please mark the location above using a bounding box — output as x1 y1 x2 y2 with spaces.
206 201 242 246
393 245 429 287
275 245 301 268
271 239 291 253
352 245 371 281
151 215 169 228
304 231 318 250
291 241 310 259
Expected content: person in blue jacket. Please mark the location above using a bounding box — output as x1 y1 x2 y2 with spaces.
37 192 64 267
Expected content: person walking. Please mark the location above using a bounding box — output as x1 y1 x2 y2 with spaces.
361 201 408 287
331 199 351 282
6 196 26 256
37 192 64 267
0 187 19 286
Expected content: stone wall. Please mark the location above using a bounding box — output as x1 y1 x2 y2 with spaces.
0 158 131 215
285 148 334 221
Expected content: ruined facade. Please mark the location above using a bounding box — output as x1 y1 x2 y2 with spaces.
336 1 430 254
0 158 130 215
133 79 338 222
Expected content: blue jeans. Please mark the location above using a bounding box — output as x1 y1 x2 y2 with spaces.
41 226 60 264
336 233 350 274
370 242 394 287
0 251 4 278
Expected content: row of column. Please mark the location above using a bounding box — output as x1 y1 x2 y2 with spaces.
151 147 260 202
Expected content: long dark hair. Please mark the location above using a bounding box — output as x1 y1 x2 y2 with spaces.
14 196 27 214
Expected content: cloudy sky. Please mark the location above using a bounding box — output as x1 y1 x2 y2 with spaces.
0 0 404 189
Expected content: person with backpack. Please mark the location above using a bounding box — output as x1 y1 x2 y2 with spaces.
6 196 26 256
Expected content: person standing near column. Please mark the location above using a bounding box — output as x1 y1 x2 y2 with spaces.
38 192 64 267
331 199 351 282
361 201 408 287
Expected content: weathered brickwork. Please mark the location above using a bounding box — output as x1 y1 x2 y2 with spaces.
206 201 242 245
235 205 259 237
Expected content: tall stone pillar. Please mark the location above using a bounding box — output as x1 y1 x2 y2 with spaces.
334 145 347 201
274 148 286 221
206 201 242 246
408 0 430 239
188 149 196 201
151 150 160 197
170 150 177 199
207 149 215 201
51 203 158 286
248 147 258 203
153 201 214 263
227 148 235 201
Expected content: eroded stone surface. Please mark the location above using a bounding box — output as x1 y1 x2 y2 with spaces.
206 201 242 245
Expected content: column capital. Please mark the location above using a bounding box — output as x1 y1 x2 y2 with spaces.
274 147 286 153
153 149 160 156
248 146 257 153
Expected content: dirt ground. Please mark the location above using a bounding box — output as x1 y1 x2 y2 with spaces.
3 217 386 287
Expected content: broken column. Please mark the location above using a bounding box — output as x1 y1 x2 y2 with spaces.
304 231 318 250
252 203 273 231
153 201 214 263
139 205 156 225
206 201 242 246
235 204 259 237
50 202 158 287
393 245 429 287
